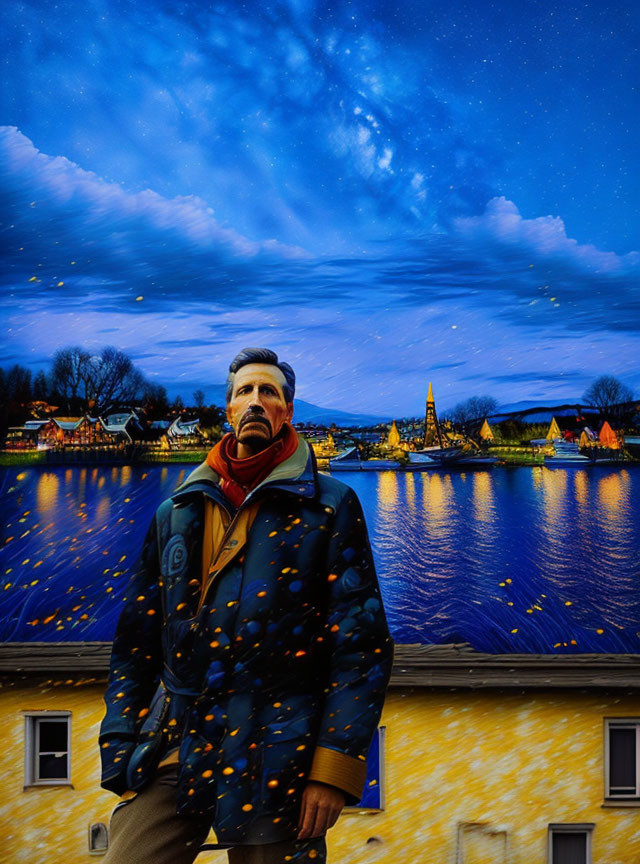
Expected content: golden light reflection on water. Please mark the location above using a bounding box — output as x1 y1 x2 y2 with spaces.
120 465 132 487
64 468 73 485
573 470 589 508
160 467 169 485
422 472 455 531
36 472 60 512
537 469 572 582
97 496 111 523
531 466 544 490
540 467 568 523
471 471 495 524
376 471 400 511
404 472 416 511
596 470 629 521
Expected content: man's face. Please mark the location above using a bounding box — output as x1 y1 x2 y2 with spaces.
226 363 293 451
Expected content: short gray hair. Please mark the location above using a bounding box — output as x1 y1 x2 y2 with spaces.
226 347 296 404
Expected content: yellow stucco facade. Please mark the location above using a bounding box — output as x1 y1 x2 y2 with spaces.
1 679 639 863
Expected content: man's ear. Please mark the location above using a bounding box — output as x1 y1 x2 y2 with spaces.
286 402 294 423
225 404 233 426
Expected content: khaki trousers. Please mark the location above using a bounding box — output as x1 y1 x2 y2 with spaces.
103 764 328 864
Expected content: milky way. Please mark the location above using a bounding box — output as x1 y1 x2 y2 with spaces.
1 0 638 414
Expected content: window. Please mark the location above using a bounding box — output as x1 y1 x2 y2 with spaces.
24 711 71 786
89 822 109 854
605 718 640 801
548 824 593 864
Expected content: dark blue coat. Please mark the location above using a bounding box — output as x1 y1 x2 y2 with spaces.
99 437 394 845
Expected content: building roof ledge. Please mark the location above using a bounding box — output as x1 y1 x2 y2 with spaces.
1 641 639 688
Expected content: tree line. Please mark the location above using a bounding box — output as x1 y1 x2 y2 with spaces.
0 346 226 439
442 375 635 429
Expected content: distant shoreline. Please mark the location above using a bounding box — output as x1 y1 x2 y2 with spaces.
1 449 636 470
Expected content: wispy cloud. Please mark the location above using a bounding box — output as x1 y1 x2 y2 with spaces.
455 197 639 275
1 126 307 266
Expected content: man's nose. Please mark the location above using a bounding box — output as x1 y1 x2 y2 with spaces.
249 395 265 412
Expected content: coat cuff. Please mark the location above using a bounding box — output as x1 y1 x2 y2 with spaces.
307 745 366 803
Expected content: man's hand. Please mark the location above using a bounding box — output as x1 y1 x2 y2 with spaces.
297 781 346 839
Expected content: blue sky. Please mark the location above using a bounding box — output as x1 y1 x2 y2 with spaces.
1 0 638 415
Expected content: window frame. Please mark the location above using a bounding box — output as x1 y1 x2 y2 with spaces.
604 717 640 803
23 710 72 787
88 821 109 855
548 823 594 864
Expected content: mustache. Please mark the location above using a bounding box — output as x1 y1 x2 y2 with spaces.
238 411 272 434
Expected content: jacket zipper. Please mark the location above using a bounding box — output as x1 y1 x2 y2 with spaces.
193 477 314 616
195 500 241 615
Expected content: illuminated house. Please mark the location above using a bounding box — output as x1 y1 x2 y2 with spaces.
386 420 401 448
0 466 638 864
37 417 127 448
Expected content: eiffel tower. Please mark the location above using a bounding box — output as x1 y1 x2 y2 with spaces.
423 381 445 448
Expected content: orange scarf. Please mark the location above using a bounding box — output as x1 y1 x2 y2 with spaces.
206 421 299 508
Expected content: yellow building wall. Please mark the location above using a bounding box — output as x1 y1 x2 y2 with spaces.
1 680 639 863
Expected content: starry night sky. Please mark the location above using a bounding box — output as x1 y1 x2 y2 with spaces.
1 0 638 415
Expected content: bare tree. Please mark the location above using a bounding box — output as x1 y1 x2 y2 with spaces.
583 375 633 418
448 395 499 426
33 370 49 402
50 346 147 414
142 383 170 418
51 347 91 411
5 364 32 405
172 395 185 414
193 389 206 409
84 347 147 414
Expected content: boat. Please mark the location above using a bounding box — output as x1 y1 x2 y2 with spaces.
328 447 402 471
405 446 464 470
328 447 362 471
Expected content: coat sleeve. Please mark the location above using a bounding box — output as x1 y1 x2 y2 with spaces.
307 488 394 805
98 512 164 795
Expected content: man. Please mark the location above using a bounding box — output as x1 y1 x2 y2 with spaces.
99 347 394 864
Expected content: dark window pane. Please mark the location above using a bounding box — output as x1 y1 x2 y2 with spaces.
90 823 108 852
552 832 586 864
38 719 68 752
610 728 636 789
39 752 68 779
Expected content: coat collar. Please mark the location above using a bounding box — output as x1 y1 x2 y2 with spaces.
171 430 318 508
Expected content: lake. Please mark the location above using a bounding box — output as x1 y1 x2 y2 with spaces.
1 463 638 653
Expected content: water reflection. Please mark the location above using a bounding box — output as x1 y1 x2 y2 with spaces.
471 472 494 525
0 464 638 653
597 471 629 522
36 472 60 513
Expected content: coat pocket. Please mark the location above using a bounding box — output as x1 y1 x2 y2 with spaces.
125 686 171 791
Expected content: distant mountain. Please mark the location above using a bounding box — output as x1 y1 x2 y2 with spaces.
489 400 601 425
291 399 388 426
496 399 591 413
204 384 387 427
